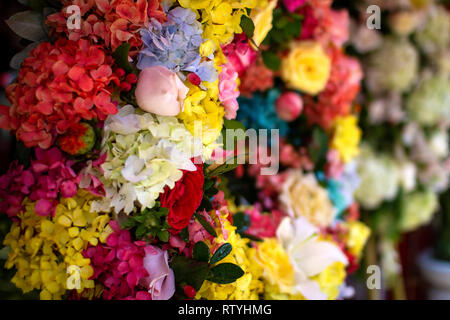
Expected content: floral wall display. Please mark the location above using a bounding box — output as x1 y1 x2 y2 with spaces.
345 0 450 298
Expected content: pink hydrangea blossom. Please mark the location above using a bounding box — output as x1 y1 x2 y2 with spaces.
83 220 175 300
282 0 306 13
219 62 240 120
244 206 286 238
0 147 81 217
222 34 257 77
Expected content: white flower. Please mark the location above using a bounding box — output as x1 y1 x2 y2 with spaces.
276 217 348 300
397 161 417 193
91 105 204 214
428 131 449 159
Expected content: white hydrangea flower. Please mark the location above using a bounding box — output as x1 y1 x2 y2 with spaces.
92 105 204 214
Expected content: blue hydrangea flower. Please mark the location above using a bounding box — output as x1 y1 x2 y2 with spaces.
237 89 289 138
317 162 360 219
137 7 217 82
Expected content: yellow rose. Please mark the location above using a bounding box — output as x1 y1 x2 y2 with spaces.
250 0 277 47
281 41 331 95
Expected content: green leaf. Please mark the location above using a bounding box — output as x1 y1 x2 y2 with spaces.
135 224 147 239
207 263 245 284
170 255 210 291
262 51 281 71
112 43 136 74
308 127 328 166
194 213 217 238
180 227 189 243
223 119 246 131
239 233 263 242
206 162 240 178
157 230 169 242
232 212 250 234
210 243 232 264
240 15 255 39
121 218 136 229
193 241 210 262
5 11 47 42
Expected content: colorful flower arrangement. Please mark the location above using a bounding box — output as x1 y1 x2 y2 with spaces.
0 0 275 300
0 0 371 301
347 0 450 295
220 0 370 300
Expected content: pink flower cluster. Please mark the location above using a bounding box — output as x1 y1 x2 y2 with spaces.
0 39 119 148
219 62 240 120
83 221 175 300
282 0 307 12
0 148 79 217
244 206 286 238
239 57 275 97
222 34 257 77
299 0 349 48
305 48 363 129
47 0 166 55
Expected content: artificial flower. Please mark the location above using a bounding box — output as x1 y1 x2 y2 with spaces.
281 41 331 95
90 105 203 214
160 163 204 232
279 169 335 228
365 36 418 93
3 191 112 299
274 216 348 300
250 0 278 47
135 66 189 116
47 0 166 56
275 92 303 122
330 115 361 164
137 7 218 82
0 39 118 149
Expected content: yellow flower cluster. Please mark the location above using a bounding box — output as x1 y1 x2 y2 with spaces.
331 115 362 163
343 221 371 259
196 210 264 300
3 191 112 300
254 238 295 300
178 79 225 158
311 262 347 300
178 0 266 46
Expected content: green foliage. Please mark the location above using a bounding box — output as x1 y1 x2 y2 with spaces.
122 202 170 242
261 51 281 71
240 15 255 39
112 43 137 74
207 263 245 284
193 213 217 238
210 243 232 264
193 241 210 262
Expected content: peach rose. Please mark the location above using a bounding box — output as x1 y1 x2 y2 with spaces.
135 66 189 116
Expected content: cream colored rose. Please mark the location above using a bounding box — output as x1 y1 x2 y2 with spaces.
279 170 335 228
250 0 278 47
281 41 331 95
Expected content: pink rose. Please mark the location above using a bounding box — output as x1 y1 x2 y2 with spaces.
219 62 240 120
135 66 189 116
140 245 175 300
275 92 303 122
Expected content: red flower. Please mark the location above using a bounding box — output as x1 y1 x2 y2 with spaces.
2 39 119 148
46 0 166 56
160 163 204 233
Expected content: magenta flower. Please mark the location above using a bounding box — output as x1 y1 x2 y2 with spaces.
282 0 306 12
0 147 83 217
